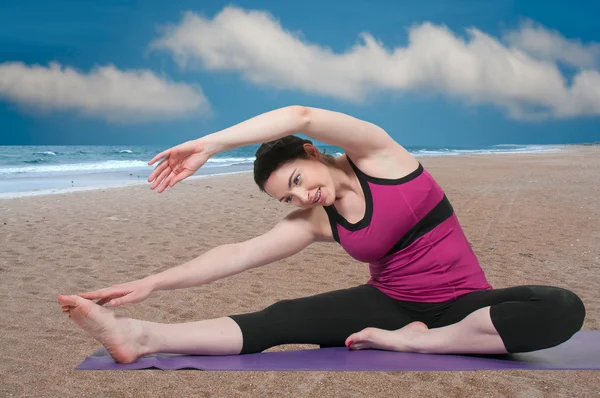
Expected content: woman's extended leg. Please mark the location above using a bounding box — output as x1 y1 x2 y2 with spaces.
58 294 244 363
58 284 413 362
346 285 586 354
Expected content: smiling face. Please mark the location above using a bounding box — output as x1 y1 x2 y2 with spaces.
263 147 336 208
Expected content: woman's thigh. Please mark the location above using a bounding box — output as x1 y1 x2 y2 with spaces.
230 284 414 353
430 285 581 328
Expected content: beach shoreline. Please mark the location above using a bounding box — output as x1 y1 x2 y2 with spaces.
0 170 253 200
0 143 580 200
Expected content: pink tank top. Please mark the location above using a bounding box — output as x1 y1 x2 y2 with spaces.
323 156 492 302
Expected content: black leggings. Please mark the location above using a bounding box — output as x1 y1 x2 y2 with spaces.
229 285 586 354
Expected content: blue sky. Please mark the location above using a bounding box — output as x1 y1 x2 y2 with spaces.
1 0 599 147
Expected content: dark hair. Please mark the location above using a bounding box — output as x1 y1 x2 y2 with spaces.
253 135 335 192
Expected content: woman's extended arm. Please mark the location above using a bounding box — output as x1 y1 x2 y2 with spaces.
146 208 318 290
78 209 321 306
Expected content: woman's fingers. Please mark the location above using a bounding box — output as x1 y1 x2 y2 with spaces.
150 165 172 190
108 297 128 307
78 289 107 300
78 287 126 302
155 167 193 192
169 168 194 188
95 297 112 306
156 171 176 193
148 158 170 184
148 149 172 166
158 168 194 193
94 291 130 306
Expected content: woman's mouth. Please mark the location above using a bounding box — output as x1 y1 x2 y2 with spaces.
313 188 322 204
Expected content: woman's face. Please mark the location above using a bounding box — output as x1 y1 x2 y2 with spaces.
264 156 335 208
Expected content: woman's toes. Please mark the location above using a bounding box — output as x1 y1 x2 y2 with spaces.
345 323 429 352
346 328 371 348
346 327 387 350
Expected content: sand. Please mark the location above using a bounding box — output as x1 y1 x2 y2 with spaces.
0 147 599 397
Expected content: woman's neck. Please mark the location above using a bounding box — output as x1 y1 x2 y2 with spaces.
330 155 362 201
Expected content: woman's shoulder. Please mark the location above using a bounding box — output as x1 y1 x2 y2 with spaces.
344 142 421 181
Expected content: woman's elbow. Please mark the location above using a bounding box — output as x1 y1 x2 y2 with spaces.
288 105 311 130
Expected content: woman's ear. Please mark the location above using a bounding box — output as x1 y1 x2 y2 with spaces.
302 143 320 158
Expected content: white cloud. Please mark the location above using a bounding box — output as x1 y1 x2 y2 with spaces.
504 20 600 69
0 62 210 122
151 7 600 120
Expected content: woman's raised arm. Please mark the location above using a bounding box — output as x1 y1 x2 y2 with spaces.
148 106 399 192
203 106 397 161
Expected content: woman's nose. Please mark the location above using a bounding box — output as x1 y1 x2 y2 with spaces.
299 194 311 205
294 189 311 205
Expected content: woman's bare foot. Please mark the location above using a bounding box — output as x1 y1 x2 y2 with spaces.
58 294 146 363
345 321 429 352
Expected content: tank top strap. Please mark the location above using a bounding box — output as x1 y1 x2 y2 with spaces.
346 154 425 186
322 205 340 243
345 155 369 182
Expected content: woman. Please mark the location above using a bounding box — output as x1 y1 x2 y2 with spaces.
58 106 585 364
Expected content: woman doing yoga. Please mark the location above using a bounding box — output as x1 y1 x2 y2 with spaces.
58 106 585 363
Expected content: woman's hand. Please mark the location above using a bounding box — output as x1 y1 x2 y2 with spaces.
77 279 154 307
147 139 211 193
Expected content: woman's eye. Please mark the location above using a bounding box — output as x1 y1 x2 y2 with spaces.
284 175 300 203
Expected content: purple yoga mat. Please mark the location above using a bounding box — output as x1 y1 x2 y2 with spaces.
77 331 600 371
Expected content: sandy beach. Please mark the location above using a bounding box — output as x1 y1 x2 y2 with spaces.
1 147 599 397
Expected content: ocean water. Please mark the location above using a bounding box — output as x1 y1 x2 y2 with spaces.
0 143 564 198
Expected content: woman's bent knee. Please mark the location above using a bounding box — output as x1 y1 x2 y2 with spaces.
550 287 586 336
491 286 586 353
